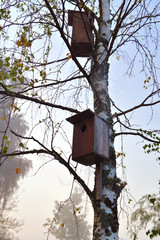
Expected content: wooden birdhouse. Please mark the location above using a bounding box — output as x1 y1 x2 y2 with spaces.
66 109 109 166
68 10 94 57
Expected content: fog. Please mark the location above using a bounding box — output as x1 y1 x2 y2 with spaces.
0 95 32 239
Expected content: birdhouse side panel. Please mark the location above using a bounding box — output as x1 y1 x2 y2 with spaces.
72 12 92 43
94 116 109 160
72 118 94 161
71 12 93 57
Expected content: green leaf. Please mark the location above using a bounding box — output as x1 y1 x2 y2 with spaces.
4 135 8 140
133 233 137 240
19 142 24 148
3 146 8 155
149 197 156 205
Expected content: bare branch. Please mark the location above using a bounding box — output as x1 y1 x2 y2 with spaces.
1 146 93 200
112 89 160 118
0 84 80 114
115 131 160 144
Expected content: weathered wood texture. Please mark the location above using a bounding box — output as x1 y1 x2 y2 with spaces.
68 10 93 57
67 109 109 166
95 162 102 200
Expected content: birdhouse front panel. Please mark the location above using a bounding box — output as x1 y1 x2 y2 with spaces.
68 10 93 57
66 109 109 166
72 117 95 163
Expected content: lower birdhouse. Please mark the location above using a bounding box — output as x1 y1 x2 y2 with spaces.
68 10 94 57
66 109 109 166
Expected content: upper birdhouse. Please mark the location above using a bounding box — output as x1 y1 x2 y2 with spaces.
68 10 94 57
66 109 109 166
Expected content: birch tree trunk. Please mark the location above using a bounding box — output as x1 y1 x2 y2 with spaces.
91 1 123 239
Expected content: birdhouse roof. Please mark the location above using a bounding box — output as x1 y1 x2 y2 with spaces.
66 109 94 124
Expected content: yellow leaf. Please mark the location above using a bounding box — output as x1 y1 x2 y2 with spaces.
22 36 28 46
17 60 23 68
1 117 5 120
16 40 22 47
61 223 64 227
22 36 31 47
16 168 21 174
117 152 121 158
17 37 31 47
43 72 46 79
26 41 32 47
116 56 120 60
67 55 72 60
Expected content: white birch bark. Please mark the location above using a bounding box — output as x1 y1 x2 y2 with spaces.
97 0 110 64
92 1 122 239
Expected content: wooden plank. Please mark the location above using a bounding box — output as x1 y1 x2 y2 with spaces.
68 11 93 57
72 117 94 162
94 116 109 159
95 162 102 200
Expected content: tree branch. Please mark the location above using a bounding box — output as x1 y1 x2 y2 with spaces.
115 131 160 144
112 89 160 118
0 85 80 114
8 130 94 200
18 75 85 94
1 147 93 200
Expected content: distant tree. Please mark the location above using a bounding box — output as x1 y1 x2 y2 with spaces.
0 105 31 239
0 199 22 240
45 187 92 240
0 64 32 239
130 193 160 239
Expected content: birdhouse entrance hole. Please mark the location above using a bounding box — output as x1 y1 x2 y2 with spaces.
81 124 87 133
